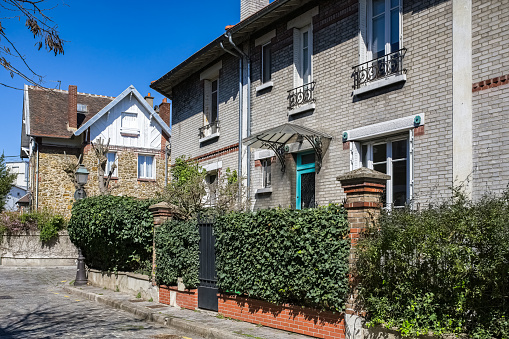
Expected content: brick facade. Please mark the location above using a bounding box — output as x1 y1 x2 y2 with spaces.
159 285 198 311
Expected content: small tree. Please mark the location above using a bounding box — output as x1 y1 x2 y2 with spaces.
213 168 248 213
162 156 206 219
0 154 17 211
91 138 116 195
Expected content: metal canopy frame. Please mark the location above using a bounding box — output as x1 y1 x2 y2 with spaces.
243 123 332 173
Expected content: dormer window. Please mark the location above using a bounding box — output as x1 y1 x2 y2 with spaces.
120 112 139 137
77 104 88 113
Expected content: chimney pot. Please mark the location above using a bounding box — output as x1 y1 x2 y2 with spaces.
144 93 154 109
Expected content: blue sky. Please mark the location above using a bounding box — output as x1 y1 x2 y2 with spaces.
0 0 241 161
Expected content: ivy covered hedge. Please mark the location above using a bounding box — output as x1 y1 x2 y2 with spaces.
68 195 153 272
215 204 350 312
0 210 66 242
155 219 200 288
356 191 509 338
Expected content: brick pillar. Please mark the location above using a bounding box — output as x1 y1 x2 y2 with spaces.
337 167 390 314
149 202 176 286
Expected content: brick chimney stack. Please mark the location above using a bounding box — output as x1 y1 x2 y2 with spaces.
159 98 171 126
144 92 154 109
240 0 269 21
68 85 78 130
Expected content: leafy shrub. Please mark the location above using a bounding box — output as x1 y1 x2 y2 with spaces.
68 195 153 272
215 204 350 312
356 190 509 338
0 210 66 242
155 218 200 288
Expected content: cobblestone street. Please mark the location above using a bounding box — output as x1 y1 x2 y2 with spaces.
0 267 206 338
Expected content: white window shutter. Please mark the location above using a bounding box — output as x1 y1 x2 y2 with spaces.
350 141 362 171
203 80 212 124
293 28 302 88
359 0 368 64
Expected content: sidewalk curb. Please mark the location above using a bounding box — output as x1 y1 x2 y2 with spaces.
62 285 241 339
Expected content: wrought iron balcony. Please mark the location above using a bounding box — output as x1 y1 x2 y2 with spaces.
352 48 407 90
287 82 316 110
199 120 220 140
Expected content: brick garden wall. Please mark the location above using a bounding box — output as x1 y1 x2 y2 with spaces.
159 285 198 311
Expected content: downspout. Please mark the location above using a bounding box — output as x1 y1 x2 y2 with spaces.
35 139 39 211
223 32 252 201
165 140 171 187
220 36 244 205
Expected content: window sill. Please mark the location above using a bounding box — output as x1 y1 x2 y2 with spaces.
256 187 272 194
288 103 315 116
353 74 407 96
120 129 140 137
199 132 220 143
256 81 274 93
137 178 156 182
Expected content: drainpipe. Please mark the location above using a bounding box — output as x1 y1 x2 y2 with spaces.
164 141 171 186
35 139 39 211
221 32 252 202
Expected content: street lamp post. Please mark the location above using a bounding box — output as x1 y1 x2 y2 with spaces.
74 164 89 286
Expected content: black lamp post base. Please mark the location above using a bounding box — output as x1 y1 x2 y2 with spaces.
74 248 88 286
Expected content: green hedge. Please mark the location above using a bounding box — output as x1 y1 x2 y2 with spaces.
215 204 350 312
155 219 200 288
356 191 509 338
68 195 153 272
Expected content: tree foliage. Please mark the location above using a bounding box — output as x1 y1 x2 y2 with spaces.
91 137 117 195
0 0 65 89
0 154 16 211
356 189 509 338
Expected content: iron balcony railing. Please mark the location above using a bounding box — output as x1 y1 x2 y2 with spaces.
199 120 220 139
287 82 316 110
352 48 407 90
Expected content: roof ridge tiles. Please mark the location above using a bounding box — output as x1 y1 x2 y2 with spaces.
27 85 115 99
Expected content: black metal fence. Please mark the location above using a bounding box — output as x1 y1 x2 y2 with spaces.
197 215 218 311
352 48 407 90
287 82 316 109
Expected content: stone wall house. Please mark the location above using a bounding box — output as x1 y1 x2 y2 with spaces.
151 0 508 211
20 85 171 218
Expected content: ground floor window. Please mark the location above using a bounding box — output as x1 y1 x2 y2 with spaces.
138 155 154 179
261 158 272 188
360 135 410 207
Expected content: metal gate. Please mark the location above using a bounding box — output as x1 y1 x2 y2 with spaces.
198 216 218 311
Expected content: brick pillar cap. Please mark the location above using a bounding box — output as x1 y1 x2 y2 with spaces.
337 167 390 185
149 201 179 212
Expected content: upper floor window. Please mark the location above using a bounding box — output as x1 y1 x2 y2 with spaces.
296 25 312 86
203 78 219 125
138 155 154 179
261 43 272 84
368 0 401 60
121 112 139 136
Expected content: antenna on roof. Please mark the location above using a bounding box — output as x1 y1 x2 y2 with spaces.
47 80 61 89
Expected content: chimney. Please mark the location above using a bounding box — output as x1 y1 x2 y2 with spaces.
241 0 269 21
68 85 77 130
159 98 171 126
144 92 154 109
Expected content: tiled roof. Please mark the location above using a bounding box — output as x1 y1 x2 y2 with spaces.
28 86 114 138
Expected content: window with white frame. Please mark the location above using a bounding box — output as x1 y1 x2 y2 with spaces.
365 0 401 60
261 42 272 84
203 78 219 125
121 112 139 134
261 158 272 188
105 152 117 177
205 172 218 206
360 136 409 207
138 155 154 179
295 25 312 87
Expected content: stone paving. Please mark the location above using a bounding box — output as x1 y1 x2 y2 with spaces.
0 267 206 338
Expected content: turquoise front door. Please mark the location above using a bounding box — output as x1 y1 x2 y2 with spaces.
296 152 315 209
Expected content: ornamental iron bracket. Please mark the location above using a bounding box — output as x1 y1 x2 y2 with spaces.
260 137 287 173
302 135 324 173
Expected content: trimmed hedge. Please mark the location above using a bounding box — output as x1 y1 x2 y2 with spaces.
155 219 200 288
215 204 350 312
356 191 509 338
68 195 153 272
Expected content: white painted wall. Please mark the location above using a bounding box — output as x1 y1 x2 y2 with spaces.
7 162 28 188
90 95 163 150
